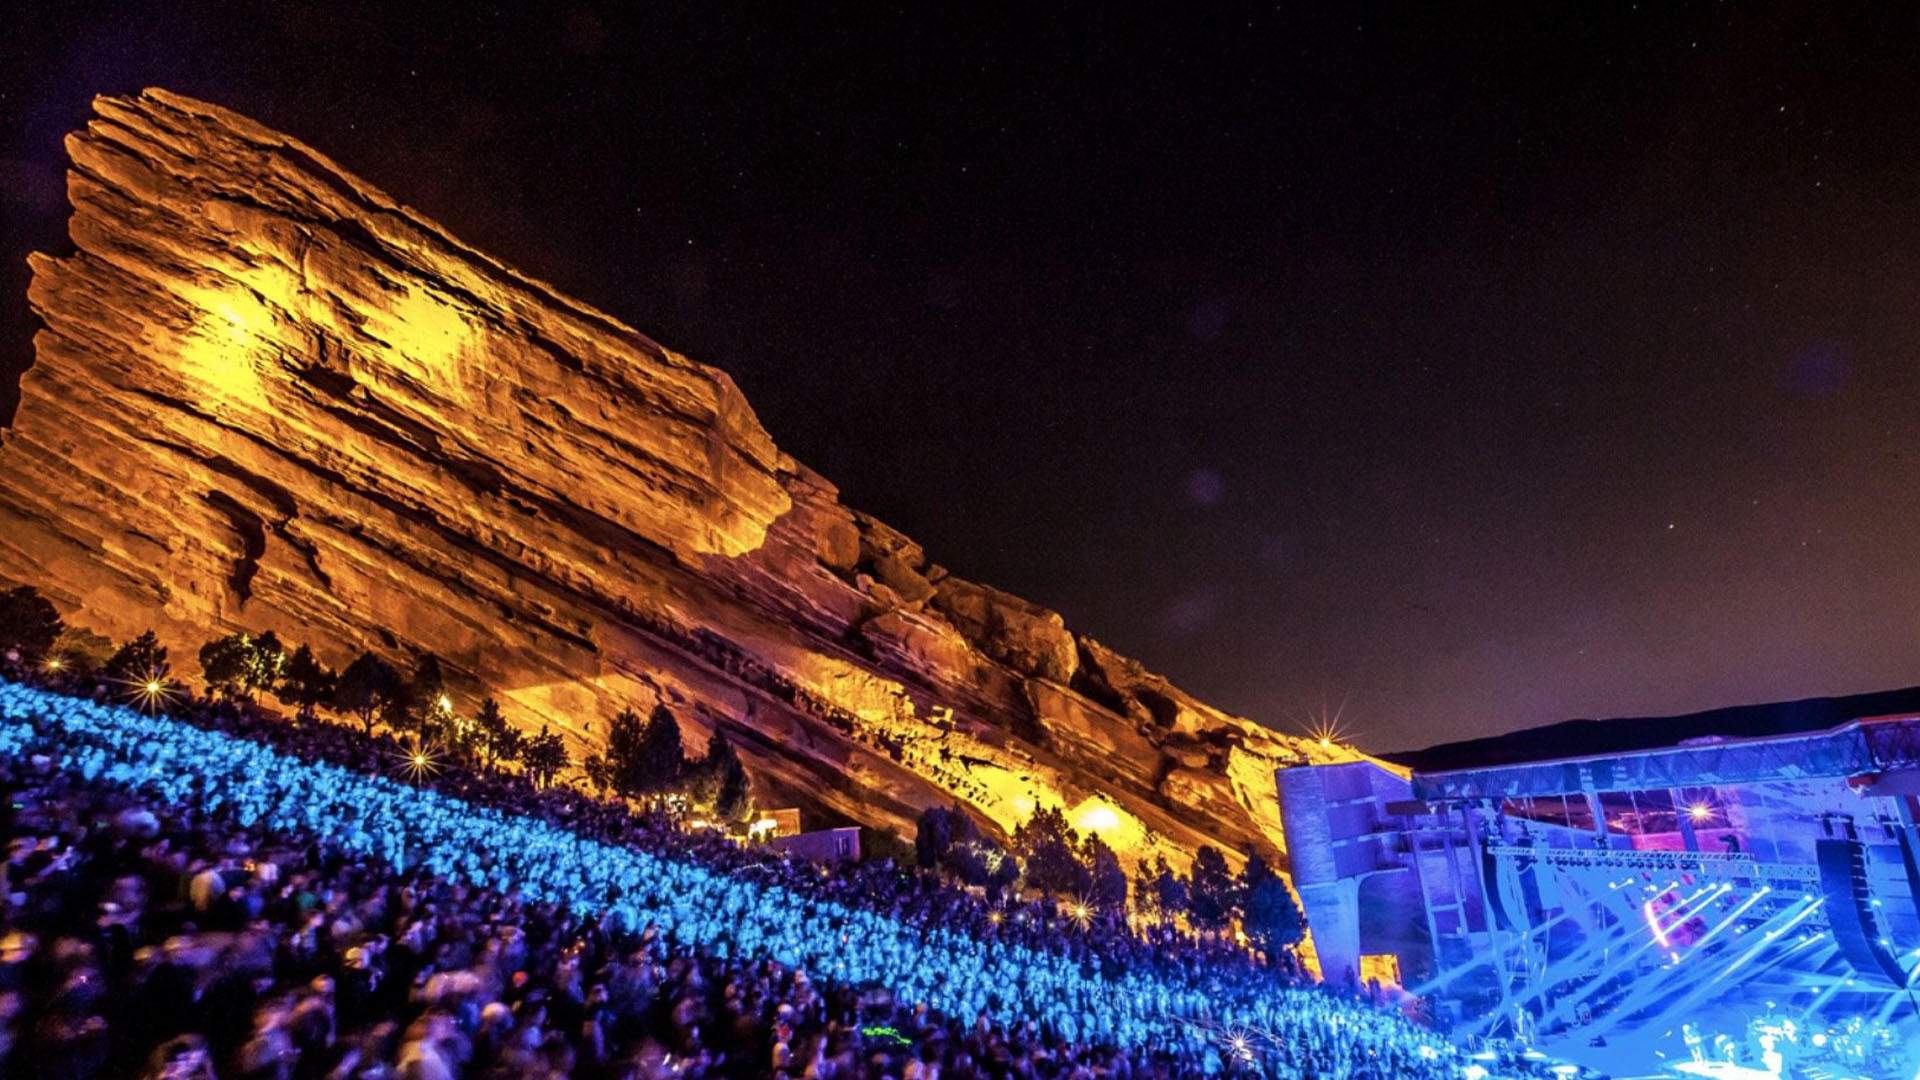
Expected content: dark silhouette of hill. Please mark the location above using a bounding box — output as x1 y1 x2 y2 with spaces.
1389 685 1920 773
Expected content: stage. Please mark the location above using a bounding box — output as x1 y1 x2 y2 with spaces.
1278 689 1920 1079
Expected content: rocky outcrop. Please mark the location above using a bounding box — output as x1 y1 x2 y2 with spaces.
0 89 1361 873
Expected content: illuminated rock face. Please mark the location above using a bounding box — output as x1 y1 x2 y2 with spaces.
0 89 1356 871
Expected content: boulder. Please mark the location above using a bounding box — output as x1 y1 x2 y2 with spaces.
931 578 1077 684
0 88 1360 879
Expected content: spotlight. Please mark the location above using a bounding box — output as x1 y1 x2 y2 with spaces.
393 743 444 783
121 669 177 713
1066 899 1094 930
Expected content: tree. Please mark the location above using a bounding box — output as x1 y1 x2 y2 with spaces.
104 630 170 685
602 706 650 797
1131 866 1160 923
522 725 569 788
200 631 285 703
473 697 514 768
1143 854 1188 926
944 841 988 887
1239 853 1306 952
1187 845 1237 932
688 731 752 825
915 805 957 871
984 839 1021 900
684 741 722 807
411 653 447 712
199 633 258 701
582 753 615 797
333 651 401 737
248 631 288 699
934 810 991 884
447 715 483 763
0 586 62 666
711 740 752 825
104 630 178 710
634 703 686 794
387 654 448 742
277 644 336 723
494 725 526 768
1014 806 1090 898
1083 834 1129 912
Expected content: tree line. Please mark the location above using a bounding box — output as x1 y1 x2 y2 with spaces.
915 801 1306 951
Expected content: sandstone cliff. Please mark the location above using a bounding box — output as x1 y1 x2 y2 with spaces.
0 89 1356 872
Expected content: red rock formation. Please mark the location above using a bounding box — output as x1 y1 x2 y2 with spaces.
0 89 1357 872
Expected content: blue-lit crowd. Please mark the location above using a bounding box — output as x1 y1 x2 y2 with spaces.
1674 1008 1912 1078
0 675 1571 1078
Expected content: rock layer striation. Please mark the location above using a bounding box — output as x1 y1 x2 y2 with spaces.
0 90 1356 870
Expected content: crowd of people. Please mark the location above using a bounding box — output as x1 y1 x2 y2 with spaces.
1668 1007 1913 1078
0 666 1580 1078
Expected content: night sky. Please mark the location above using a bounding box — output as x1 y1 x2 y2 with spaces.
7 4 1920 753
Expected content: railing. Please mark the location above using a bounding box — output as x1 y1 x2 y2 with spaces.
1485 843 1821 883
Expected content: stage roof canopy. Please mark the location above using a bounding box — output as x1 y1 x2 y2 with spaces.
1390 686 1920 802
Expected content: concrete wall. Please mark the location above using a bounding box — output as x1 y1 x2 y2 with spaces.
1277 761 1425 986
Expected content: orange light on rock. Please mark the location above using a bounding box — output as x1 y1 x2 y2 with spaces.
1068 796 1144 852
177 286 275 409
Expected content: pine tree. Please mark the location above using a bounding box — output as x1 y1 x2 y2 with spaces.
474 697 512 768
984 839 1021 900
681 730 751 821
927 806 988 883
1131 866 1161 923
915 806 956 870
634 703 686 794
388 654 447 742
104 630 179 711
1239 853 1306 952
1014 806 1090 898
104 630 170 685
277 645 336 723
1149 855 1189 926
199 631 284 702
522 725 570 788
603 706 649 797
1187 845 1236 932
1083 834 1129 912
706 733 752 825
493 724 526 770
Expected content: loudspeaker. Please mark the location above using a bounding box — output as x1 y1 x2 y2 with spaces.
1815 838 1907 986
